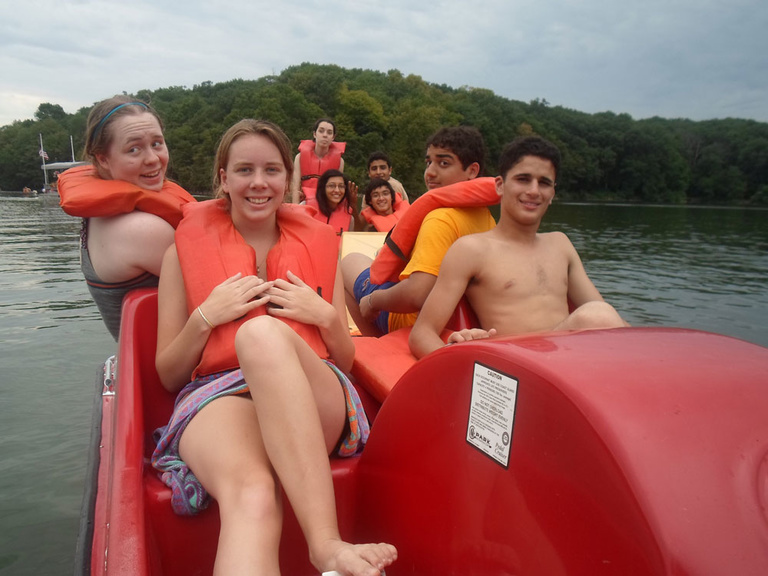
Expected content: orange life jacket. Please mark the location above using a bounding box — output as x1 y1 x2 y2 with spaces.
298 140 346 200
176 199 338 378
58 164 195 227
310 199 354 239
361 196 408 232
370 177 499 284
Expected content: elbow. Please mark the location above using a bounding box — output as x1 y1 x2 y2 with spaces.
336 343 355 374
155 356 184 394
408 326 428 359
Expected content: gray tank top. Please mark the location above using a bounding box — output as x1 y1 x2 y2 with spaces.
80 219 159 341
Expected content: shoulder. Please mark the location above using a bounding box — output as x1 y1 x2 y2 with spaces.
115 212 175 246
448 232 490 257
422 206 456 223
538 230 577 253
425 206 494 231
540 230 573 246
95 210 173 231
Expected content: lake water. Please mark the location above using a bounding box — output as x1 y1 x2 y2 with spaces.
0 195 766 575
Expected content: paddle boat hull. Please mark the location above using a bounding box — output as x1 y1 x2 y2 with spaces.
78 288 768 575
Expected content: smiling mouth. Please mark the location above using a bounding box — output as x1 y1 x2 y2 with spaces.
246 197 270 205
142 170 161 179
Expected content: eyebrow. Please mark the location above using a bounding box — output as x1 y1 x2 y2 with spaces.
426 152 457 161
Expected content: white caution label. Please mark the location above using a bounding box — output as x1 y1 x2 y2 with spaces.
466 362 518 468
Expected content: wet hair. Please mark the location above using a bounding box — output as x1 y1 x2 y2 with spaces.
363 178 396 213
425 126 486 175
367 151 392 169
213 119 294 200
313 118 336 136
498 136 561 182
316 169 352 218
84 95 163 176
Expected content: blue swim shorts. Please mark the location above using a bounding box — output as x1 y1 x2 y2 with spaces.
353 267 396 334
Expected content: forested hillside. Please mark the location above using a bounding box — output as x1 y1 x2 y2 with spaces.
1 63 766 205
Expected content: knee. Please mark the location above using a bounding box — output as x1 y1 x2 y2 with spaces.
218 472 281 523
235 316 290 355
576 301 625 329
341 253 368 287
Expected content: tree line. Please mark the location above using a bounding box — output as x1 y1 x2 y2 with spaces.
1 62 766 205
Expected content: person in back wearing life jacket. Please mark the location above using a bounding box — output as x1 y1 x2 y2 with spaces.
410 136 627 358
290 118 346 205
151 119 397 575
57 95 195 340
366 151 410 205
310 169 363 241
341 126 498 336
360 178 409 232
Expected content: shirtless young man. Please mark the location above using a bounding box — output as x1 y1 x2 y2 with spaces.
409 136 627 358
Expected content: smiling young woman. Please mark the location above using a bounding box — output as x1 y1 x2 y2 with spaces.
57 95 195 340
151 119 397 575
310 168 360 240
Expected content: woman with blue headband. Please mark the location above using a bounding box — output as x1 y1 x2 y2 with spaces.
58 95 195 340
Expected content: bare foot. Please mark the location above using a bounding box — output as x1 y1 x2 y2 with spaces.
312 539 397 576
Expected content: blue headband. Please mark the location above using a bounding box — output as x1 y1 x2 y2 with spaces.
90 101 149 144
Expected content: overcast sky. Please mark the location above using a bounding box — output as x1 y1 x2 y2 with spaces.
2 0 767 128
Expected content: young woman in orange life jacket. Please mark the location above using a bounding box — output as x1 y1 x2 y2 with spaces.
57 95 195 340
152 119 397 575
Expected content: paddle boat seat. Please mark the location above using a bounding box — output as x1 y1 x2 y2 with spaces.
351 296 479 402
113 289 379 575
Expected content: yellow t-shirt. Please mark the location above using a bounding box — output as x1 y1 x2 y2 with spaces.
388 206 496 332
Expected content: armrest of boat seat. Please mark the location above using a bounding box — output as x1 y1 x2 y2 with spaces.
352 329 416 403
351 298 477 403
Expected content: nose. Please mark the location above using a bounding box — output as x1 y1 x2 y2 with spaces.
249 168 268 188
143 147 161 164
424 162 436 180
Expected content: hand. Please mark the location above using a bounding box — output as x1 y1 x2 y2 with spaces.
347 181 359 210
199 273 272 327
266 270 334 327
359 292 380 323
447 328 497 344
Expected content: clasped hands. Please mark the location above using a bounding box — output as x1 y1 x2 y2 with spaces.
198 271 329 328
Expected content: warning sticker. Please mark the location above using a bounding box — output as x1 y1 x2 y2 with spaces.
466 362 518 468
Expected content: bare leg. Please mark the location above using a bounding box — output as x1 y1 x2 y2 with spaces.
179 396 283 575
236 316 397 575
341 253 383 337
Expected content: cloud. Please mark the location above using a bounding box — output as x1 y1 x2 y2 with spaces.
1 0 767 127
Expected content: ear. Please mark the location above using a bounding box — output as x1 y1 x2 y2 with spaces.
219 168 229 194
466 162 481 180
94 154 110 173
494 175 504 196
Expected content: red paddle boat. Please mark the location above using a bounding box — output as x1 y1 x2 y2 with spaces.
76 287 768 575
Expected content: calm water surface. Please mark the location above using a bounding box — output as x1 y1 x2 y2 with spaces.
0 196 766 574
